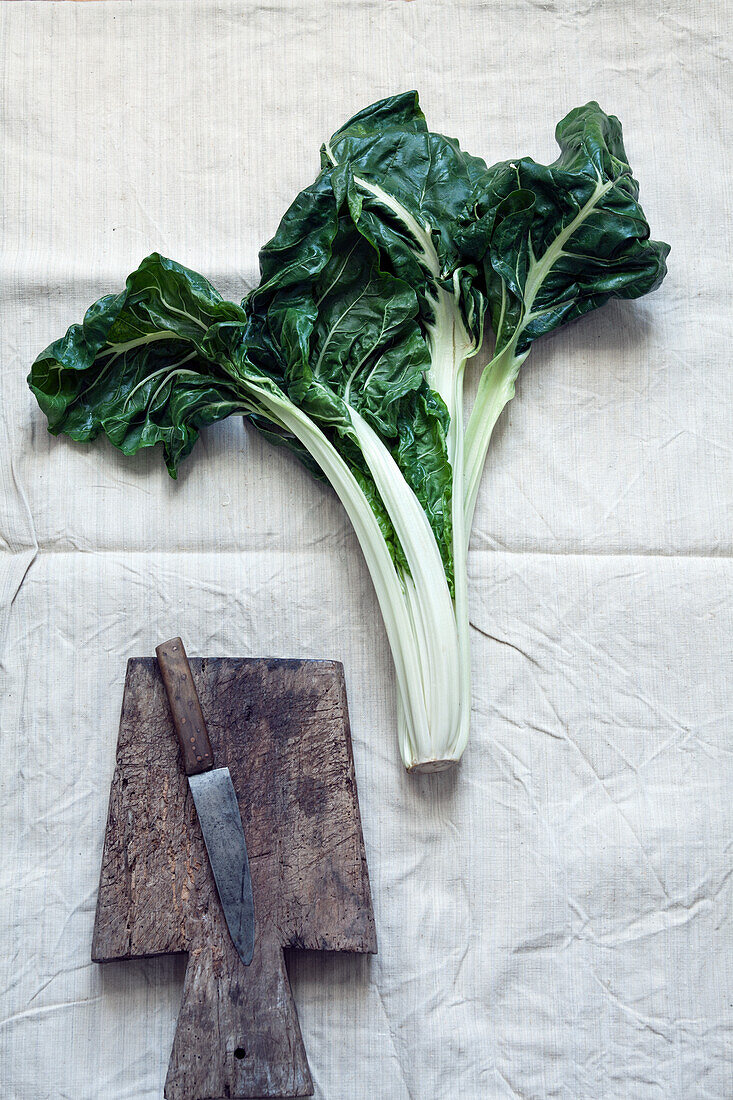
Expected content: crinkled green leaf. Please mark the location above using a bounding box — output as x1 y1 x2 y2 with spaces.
246 161 458 584
325 91 489 270
323 92 489 343
478 101 670 354
28 254 256 476
242 92 503 586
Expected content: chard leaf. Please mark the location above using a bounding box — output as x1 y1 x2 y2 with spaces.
242 91 502 584
325 91 489 265
307 223 429 434
463 102 670 529
479 102 670 354
246 114 465 585
28 254 255 476
323 92 489 348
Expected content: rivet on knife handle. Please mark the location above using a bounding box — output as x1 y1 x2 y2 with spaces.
156 637 213 775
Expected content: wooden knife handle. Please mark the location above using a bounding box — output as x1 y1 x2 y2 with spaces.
156 638 214 776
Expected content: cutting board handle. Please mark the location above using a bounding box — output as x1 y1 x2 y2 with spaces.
165 926 313 1099
156 638 214 776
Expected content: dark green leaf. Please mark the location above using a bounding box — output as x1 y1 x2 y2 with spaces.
247 155 457 585
28 254 251 476
478 102 670 354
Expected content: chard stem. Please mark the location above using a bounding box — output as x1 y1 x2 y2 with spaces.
248 383 436 764
463 342 529 530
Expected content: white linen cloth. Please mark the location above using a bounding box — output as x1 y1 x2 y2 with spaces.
1 2 731 1097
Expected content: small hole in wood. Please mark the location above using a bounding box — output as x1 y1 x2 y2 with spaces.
234 1047 246 1060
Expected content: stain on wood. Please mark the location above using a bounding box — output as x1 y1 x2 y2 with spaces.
92 657 377 1099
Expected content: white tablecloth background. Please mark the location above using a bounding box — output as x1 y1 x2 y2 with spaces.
1 2 731 1097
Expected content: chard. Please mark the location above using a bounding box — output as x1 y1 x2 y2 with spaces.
29 94 668 773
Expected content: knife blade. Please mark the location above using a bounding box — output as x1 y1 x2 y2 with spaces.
156 637 255 966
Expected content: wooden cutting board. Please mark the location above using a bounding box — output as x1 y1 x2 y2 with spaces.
92 657 377 1099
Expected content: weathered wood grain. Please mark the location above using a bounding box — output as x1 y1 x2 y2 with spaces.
92 657 376 1099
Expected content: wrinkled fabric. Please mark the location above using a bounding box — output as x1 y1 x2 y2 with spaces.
0 2 731 1098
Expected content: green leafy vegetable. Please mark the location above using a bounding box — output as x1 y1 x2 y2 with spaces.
28 94 669 773
28 254 255 474
463 102 670 522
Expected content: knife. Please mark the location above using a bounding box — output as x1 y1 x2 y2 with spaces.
156 637 255 966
